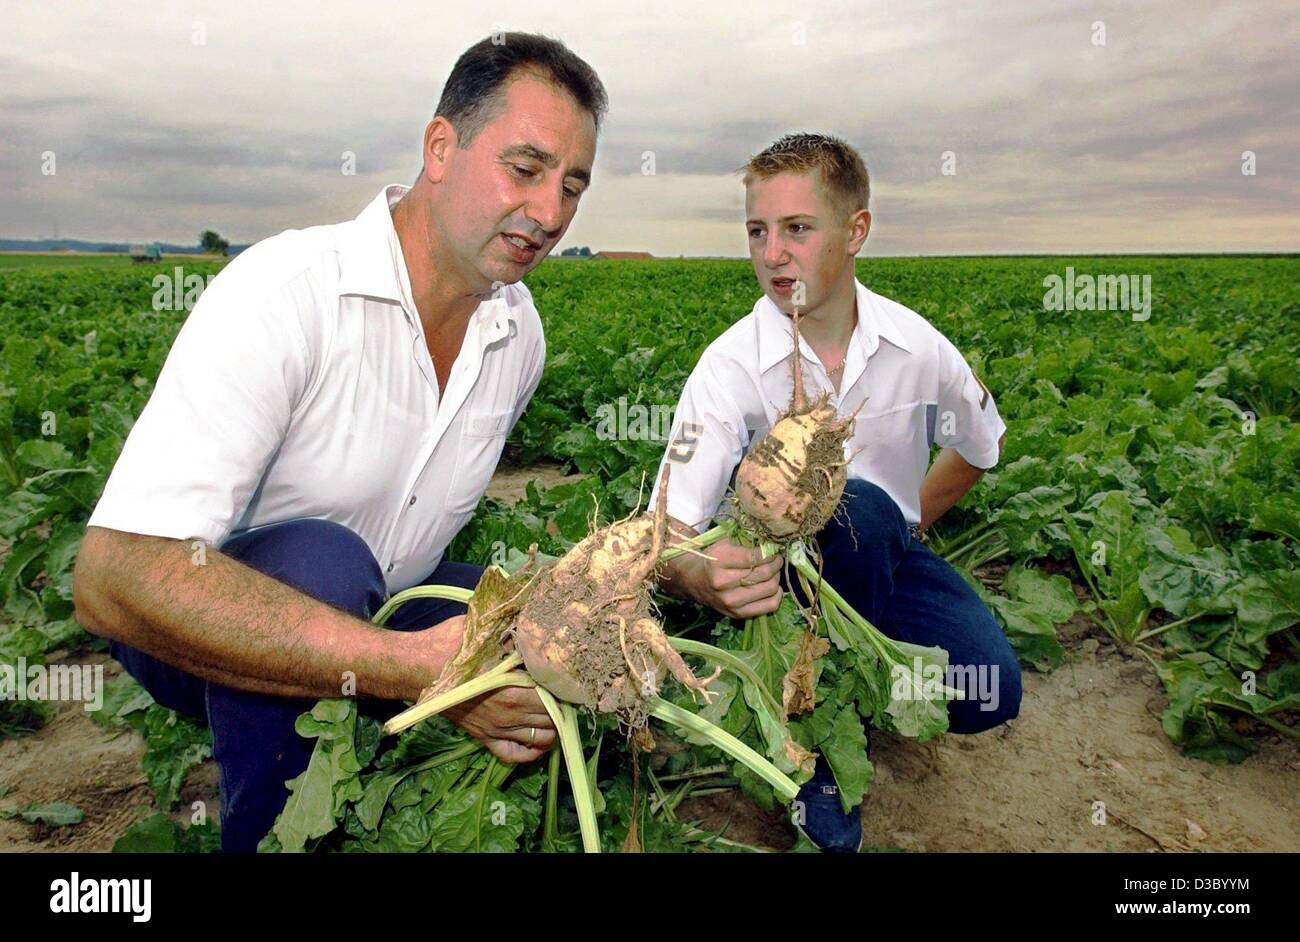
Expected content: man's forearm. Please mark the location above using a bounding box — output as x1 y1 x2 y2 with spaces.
73 528 449 702
918 447 987 532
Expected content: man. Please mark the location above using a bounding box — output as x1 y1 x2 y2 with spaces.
653 133 1021 852
71 33 606 852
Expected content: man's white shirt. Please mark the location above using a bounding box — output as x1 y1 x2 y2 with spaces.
88 184 545 592
651 279 1006 531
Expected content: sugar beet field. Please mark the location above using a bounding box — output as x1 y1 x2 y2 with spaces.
0 255 1296 853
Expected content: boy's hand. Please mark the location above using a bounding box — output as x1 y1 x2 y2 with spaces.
669 537 783 619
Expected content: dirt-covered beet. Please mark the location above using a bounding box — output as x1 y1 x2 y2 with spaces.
512 467 720 728
734 309 855 543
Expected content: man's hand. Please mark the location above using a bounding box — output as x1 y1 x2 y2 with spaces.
664 536 783 619
444 686 557 763
410 614 556 763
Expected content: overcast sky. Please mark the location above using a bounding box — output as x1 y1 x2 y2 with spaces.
3 0 1296 255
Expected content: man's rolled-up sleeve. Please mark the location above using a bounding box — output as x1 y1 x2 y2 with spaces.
86 277 313 546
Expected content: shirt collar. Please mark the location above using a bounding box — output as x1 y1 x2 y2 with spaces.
756 278 910 375
337 184 518 338
856 280 911 355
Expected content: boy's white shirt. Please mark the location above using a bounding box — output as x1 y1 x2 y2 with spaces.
650 279 1006 532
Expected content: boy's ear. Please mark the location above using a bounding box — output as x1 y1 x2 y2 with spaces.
421 117 456 185
848 209 872 255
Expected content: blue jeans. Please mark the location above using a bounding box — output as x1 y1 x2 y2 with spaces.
809 479 1021 734
109 519 483 853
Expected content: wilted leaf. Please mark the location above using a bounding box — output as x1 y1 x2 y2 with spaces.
782 630 829 716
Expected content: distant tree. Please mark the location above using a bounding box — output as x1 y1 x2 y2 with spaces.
578 246 592 257
200 230 230 256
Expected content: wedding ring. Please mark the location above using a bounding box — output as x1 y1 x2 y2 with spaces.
528 727 537 746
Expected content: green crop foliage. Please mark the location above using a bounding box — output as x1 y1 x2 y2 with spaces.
2 255 1296 853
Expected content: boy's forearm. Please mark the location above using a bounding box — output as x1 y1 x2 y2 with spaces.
657 518 705 602
918 448 988 532
73 528 448 702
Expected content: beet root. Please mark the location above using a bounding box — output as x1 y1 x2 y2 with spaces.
734 309 856 542
511 466 720 727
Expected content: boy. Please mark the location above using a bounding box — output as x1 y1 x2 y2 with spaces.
653 133 1021 852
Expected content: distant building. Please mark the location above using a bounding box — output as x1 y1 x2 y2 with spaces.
591 251 654 261
128 243 162 262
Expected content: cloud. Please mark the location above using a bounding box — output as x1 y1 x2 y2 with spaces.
0 0 1294 252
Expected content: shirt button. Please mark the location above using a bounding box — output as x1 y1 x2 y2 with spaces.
386 563 394 573
408 495 417 506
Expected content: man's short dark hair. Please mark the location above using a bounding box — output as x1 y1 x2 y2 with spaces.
435 33 608 148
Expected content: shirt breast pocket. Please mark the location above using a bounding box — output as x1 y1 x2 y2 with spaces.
445 409 513 514
856 400 926 453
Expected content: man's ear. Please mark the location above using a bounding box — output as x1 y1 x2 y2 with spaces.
421 117 456 185
847 209 871 255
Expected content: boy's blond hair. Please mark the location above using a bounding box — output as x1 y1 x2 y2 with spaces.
742 133 871 224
